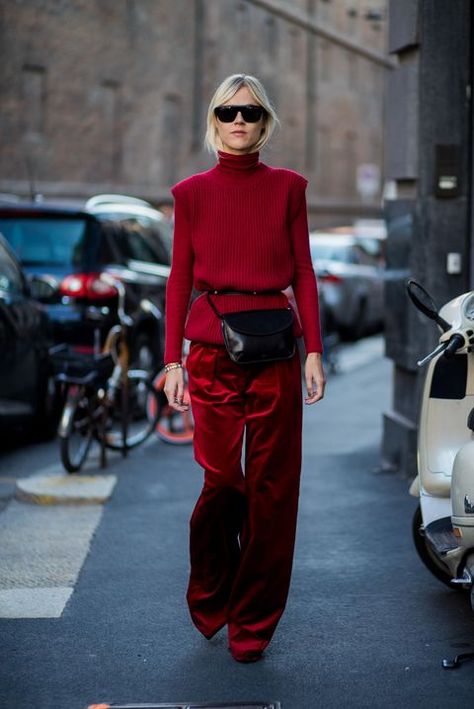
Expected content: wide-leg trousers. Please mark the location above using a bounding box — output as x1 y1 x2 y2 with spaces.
185 341 303 659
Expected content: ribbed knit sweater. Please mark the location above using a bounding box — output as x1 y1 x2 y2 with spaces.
164 149 322 364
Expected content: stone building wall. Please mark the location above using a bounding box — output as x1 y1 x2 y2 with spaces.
0 0 389 227
382 0 472 476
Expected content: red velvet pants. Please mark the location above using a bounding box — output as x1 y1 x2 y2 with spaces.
185 341 303 659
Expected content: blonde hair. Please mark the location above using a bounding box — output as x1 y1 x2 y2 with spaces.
204 73 280 156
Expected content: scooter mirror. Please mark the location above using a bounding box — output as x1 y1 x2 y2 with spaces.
406 280 451 332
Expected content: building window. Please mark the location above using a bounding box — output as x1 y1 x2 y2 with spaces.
344 131 357 196
318 124 330 192
22 65 46 137
192 0 205 151
162 94 182 187
346 5 358 34
320 40 331 82
264 15 278 58
290 28 301 71
349 53 358 87
101 80 121 179
238 2 250 36
372 62 380 93
319 0 331 23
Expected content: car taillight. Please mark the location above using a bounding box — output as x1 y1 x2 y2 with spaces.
319 273 343 285
73 344 95 354
59 273 117 299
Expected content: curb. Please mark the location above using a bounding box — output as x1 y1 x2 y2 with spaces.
15 471 117 505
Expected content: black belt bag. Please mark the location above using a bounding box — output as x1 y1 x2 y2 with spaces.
206 290 296 365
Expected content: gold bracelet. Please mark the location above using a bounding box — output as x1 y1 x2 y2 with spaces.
164 362 183 373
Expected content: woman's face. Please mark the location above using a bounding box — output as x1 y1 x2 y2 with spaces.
214 86 266 155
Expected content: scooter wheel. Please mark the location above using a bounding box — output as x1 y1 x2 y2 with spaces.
412 505 465 591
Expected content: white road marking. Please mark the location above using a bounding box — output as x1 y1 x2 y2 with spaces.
0 501 103 618
0 587 73 618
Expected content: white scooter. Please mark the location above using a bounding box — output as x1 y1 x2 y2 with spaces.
407 280 474 620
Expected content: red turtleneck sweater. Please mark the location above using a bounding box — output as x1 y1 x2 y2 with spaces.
164 149 322 364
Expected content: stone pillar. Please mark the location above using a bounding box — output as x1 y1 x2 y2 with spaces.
382 0 472 476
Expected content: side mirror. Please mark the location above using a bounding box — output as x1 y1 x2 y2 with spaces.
406 279 450 332
27 274 59 301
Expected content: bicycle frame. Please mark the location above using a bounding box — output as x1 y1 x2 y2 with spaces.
54 273 159 472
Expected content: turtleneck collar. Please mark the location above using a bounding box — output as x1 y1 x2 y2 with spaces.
216 149 261 176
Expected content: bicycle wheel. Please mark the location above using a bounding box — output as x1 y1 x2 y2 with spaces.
150 368 194 445
103 370 160 450
59 385 95 473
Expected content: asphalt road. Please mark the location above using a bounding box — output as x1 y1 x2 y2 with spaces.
1 337 474 709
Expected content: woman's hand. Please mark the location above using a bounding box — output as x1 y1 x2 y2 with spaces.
164 367 190 412
304 352 326 405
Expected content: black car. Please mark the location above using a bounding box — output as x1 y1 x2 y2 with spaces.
0 195 172 373
0 233 57 435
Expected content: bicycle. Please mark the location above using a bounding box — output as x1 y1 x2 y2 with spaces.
51 274 160 473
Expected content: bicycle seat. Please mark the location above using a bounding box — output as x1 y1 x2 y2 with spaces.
51 346 114 385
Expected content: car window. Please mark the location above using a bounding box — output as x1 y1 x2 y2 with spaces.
347 247 361 264
95 213 171 265
125 215 171 265
149 223 172 265
97 224 117 264
0 242 25 295
0 217 87 267
357 237 382 259
354 245 379 267
310 241 353 264
125 227 158 262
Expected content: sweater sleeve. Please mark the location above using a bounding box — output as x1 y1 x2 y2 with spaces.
164 182 194 364
289 176 323 354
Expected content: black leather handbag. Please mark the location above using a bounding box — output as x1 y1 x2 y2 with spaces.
206 290 296 364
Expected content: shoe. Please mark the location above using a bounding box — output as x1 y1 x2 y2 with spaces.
189 610 226 640
228 646 264 663
202 621 226 640
203 627 222 640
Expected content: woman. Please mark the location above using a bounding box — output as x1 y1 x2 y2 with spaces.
164 73 325 663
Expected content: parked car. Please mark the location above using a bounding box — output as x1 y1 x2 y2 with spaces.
0 233 58 436
0 195 172 373
309 231 385 339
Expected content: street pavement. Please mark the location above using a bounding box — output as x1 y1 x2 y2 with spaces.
1 336 474 709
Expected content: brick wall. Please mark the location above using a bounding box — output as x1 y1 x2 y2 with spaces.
0 0 388 226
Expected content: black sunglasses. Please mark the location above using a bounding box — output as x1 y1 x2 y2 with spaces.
214 104 266 123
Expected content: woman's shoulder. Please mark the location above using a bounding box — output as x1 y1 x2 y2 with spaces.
265 165 309 190
171 166 220 200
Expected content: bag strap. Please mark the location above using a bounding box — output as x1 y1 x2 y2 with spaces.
206 291 223 318
206 289 282 319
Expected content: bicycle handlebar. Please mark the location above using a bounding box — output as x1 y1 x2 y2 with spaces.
100 273 133 327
